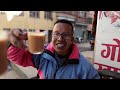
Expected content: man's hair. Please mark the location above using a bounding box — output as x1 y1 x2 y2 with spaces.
54 19 74 34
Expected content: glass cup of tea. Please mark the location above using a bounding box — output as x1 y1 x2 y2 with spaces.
27 31 45 54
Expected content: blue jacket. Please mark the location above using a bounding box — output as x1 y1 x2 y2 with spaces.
33 45 100 79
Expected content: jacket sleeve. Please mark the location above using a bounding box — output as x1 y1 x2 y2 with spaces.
7 45 35 67
87 65 100 79
79 54 100 79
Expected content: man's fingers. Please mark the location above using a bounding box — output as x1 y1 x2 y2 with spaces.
8 32 27 49
11 28 28 40
8 33 18 47
17 40 28 49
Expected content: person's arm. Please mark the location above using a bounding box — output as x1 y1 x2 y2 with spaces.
7 45 35 67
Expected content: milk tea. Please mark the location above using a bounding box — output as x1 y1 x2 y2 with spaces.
28 32 45 54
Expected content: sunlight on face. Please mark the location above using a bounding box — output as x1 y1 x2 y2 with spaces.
0 11 22 21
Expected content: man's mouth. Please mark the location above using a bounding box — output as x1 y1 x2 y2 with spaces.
56 43 65 48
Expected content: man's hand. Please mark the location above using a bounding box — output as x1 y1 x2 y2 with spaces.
8 28 28 49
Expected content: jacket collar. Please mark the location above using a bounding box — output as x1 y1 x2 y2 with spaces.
44 42 80 64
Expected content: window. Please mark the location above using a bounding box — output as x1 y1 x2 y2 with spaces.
0 11 5 14
29 29 35 32
40 30 45 32
44 11 53 20
3 28 10 33
29 11 40 18
87 18 92 24
79 11 87 18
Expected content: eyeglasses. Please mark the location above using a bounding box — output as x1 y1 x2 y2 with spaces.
52 32 72 40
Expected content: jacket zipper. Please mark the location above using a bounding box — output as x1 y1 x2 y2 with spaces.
53 65 59 79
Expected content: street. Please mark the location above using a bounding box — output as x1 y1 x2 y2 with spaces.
77 42 91 52
77 42 94 64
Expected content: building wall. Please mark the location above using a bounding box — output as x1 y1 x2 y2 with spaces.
86 11 94 31
0 11 95 43
0 11 57 43
86 11 95 40
0 11 56 30
74 11 88 42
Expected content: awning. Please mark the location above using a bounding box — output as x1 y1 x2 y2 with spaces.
75 22 87 26
57 16 75 22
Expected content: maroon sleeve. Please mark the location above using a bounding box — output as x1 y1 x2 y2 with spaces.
7 45 35 67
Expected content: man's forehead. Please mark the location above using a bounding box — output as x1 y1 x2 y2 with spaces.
53 23 72 30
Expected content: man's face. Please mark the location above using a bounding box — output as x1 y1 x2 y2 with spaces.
52 23 74 56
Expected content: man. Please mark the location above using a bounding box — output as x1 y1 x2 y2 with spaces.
7 19 100 79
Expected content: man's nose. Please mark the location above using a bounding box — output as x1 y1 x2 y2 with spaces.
57 34 64 40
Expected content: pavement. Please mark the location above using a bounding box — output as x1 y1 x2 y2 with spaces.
81 51 94 64
77 42 91 52
0 70 20 79
0 63 38 79
0 42 94 79
78 42 94 64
